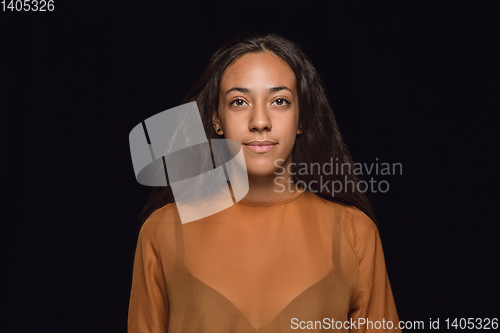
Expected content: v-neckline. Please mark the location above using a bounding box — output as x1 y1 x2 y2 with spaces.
180 264 335 331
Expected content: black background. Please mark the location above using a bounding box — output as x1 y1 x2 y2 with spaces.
2 1 499 332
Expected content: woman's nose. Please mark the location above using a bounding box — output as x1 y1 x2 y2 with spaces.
248 103 272 132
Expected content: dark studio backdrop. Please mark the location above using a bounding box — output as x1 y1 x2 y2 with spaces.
2 2 498 332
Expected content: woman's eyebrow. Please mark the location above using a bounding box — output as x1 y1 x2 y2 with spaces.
269 86 293 94
225 87 250 95
225 86 293 95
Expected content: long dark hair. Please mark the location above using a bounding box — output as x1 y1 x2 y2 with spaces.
138 33 375 226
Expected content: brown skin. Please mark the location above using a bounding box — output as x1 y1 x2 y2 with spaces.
213 51 303 201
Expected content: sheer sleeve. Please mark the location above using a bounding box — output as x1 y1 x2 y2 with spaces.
128 217 169 333
346 208 401 332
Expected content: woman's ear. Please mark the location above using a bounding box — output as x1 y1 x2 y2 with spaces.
297 123 303 135
212 110 224 135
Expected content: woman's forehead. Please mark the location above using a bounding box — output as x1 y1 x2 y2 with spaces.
220 52 296 92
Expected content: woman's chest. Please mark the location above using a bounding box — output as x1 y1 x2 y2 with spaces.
167 262 352 333
165 219 355 332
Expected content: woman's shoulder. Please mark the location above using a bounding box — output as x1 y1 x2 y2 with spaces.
138 202 181 241
147 202 179 220
342 206 379 252
304 191 378 238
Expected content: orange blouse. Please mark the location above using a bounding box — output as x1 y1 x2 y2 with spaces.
128 189 401 332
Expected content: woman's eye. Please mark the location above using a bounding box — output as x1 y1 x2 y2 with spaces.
272 98 290 106
230 99 248 107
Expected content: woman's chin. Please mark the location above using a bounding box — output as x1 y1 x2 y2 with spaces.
245 164 281 178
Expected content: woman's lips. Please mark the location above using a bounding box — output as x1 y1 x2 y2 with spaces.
243 141 277 153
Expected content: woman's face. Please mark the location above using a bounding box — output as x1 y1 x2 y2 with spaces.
214 51 301 177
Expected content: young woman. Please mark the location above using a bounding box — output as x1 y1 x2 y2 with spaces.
128 33 401 332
